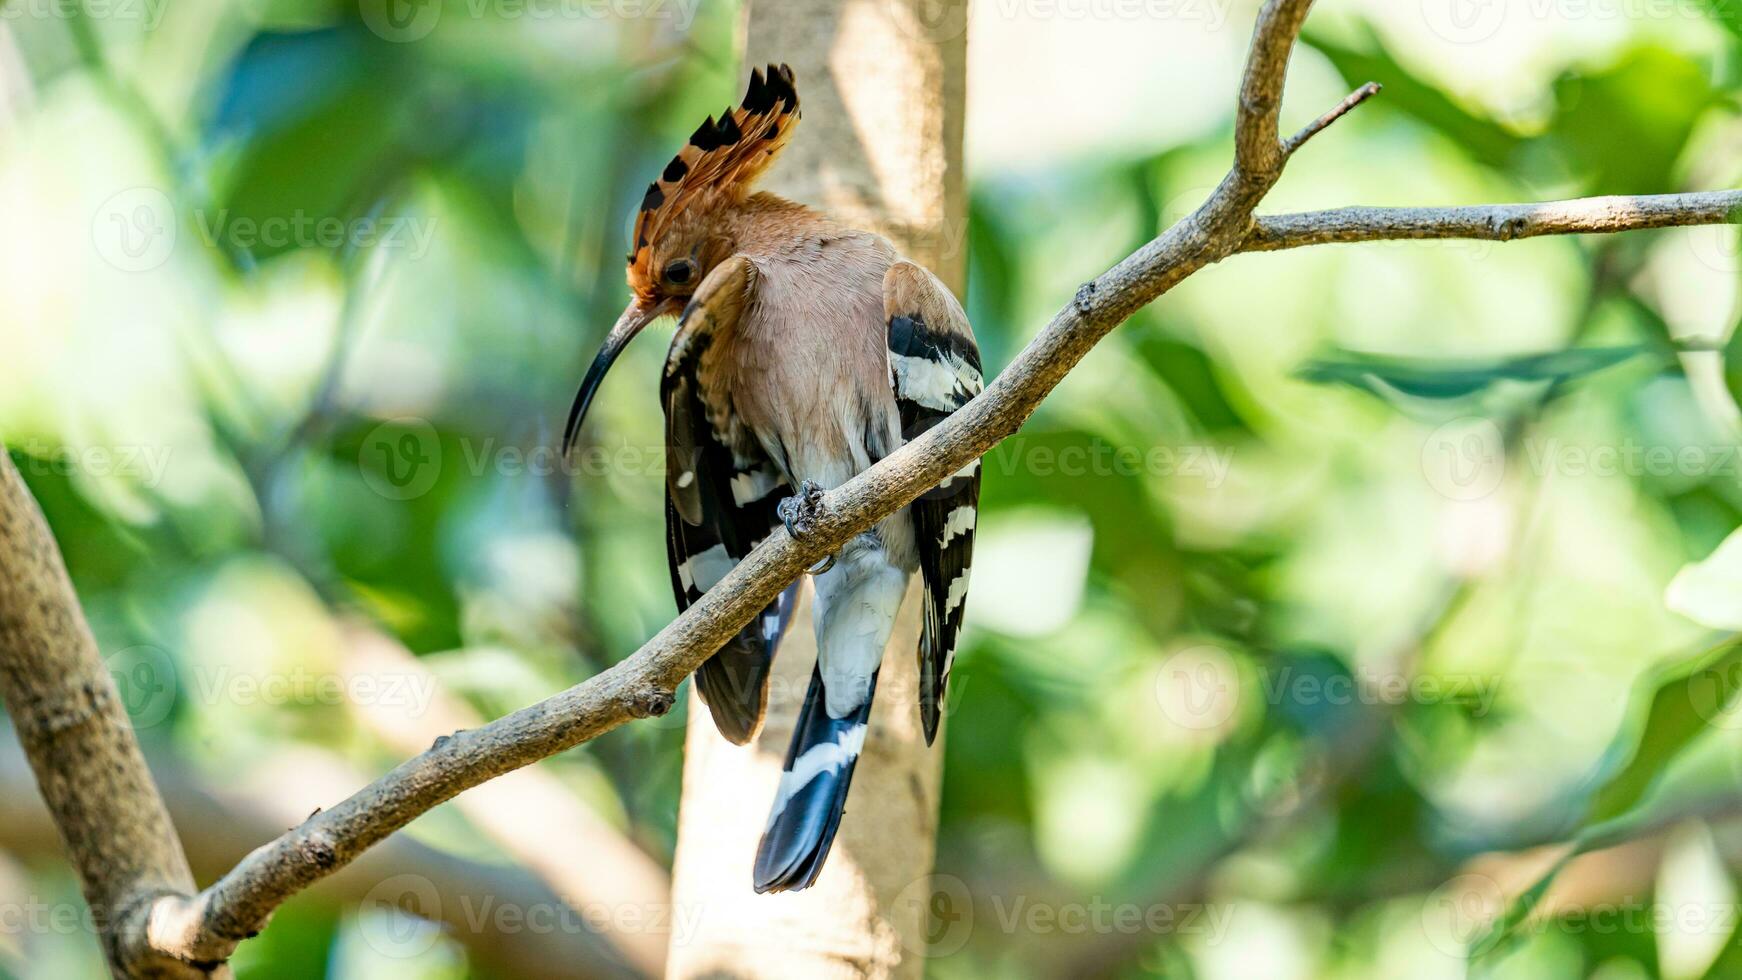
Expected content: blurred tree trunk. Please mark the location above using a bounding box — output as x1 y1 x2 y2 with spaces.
664 2 967 977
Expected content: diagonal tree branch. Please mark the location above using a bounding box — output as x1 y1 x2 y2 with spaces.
11 0 1742 972
338 624 672 977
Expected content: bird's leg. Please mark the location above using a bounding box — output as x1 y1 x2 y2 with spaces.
779 480 836 574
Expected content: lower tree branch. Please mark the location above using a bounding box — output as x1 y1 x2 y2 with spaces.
0 454 216 979
10 0 1742 972
0 737 635 979
338 624 672 977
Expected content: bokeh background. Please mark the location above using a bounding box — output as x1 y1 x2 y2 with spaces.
6 0 1742 976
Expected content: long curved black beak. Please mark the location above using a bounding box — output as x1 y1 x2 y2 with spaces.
562 301 664 457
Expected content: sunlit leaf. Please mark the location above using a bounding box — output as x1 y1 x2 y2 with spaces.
1303 346 1651 409
1468 852 1573 965
1668 528 1742 630
1459 639 1742 967
1130 334 1252 435
1548 46 1716 196
1699 0 1742 40
1302 27 1526 171
1587 639 1742 824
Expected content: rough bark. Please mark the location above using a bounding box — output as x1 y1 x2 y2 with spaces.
662 2 968 977
7 0 1741 974
1242 192 1742 251
0 453 214 979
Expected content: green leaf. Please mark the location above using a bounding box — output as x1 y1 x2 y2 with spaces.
1587 638 1742 824
1466 637 1742 969
1547 46 1716 196
1302 27 1526 171
1296 345 1655 408
1697 0 1742 42
1131 334 1252 435
1468 852 1573 965
1668 528 1742 631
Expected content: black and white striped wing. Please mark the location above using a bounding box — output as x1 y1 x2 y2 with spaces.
664 255 798 745
883 260 982 745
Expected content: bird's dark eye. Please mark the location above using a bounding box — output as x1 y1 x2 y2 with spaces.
663 259 696 286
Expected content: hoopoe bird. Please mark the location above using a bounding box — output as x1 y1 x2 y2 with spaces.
562 64 982 893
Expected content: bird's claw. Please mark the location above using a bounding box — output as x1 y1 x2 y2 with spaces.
779 480 835 575
778 480 828 538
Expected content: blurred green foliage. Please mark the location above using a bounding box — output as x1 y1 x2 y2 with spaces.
5 0 1742 978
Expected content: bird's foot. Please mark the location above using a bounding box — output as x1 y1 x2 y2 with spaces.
779 481 836 575
778 480 829 538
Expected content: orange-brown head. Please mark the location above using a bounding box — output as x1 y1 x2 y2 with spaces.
564 64 801 455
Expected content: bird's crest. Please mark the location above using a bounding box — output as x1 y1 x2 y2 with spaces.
627 64 801 295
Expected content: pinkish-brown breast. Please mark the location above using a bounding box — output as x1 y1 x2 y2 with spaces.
723 225 903 491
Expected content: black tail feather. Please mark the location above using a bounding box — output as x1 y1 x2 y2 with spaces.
693 583 799 744
752 666 878 893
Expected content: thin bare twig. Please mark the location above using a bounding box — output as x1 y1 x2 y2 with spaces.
1282 81 1382 155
